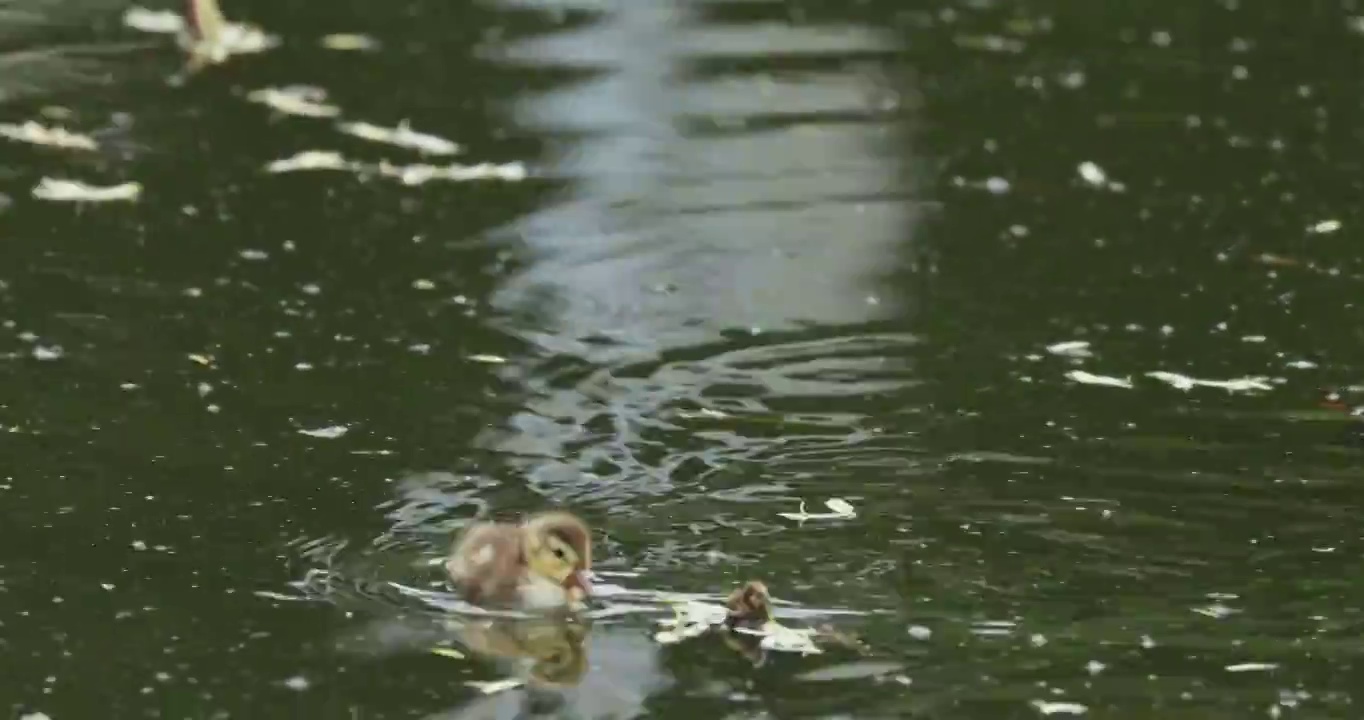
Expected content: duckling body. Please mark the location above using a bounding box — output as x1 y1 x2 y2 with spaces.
445 511 593 611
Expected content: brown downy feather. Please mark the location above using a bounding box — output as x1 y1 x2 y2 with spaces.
444 522 527 606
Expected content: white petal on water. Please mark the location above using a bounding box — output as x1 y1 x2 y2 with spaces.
375 160 526 184
653 630 683 644
732 621 823 655
246 87 341 118
466 678 524 695
1192 603 1240 619
1077 161 1107 186
265 150 351 174
123 7 185 34
338 120 460 155
1065 370 1133 388
778 498 856 521
823 498 856 516
125 5 278 56
320 33 379 51
1226 662 1278 672
1045 340 1092 358
0 121 97 150
1031 700 1088 716
1308 219 1341 234
1145 371 1273 393
298 425 348 439
33 178 141 202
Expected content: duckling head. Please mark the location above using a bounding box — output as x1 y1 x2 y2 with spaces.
522 511 593 603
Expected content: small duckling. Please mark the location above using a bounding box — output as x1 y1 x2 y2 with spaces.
724 580 773 629
723 580 866 656
445 511 593 611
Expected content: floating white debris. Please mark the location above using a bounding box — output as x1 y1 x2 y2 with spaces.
0 121 97 150
32 345 63 361
298 425 348 439
1145 371 1272 393
1031 700 1088 716
1077 161 1107 187
1065 370 1132 388
733 621 823 655
1308 219 1341 234
19 713 52 720
467 678 524 695
246 87 340 118
123 5 278 59
376 160 526 184
265 150 352 174
654 601 728 645
778 498 856 522
33 178 141 202
907 625 932 640
338 120 460 155
320 33 378 51
1046 340 1092 358
430 647 465 659
1226 662 1278 672
122 7 184 33
1192 603 1240 619
468 354 507 364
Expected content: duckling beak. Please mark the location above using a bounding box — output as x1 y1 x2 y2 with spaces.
564 570 593 602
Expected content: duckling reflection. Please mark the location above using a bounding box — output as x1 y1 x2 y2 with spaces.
452 614 591 688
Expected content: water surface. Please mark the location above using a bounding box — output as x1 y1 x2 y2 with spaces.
1 0 1362 717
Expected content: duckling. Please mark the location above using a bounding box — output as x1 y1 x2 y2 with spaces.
445 511 593 611
724 580 773 629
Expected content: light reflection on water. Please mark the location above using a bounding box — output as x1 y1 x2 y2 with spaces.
470 0 922 508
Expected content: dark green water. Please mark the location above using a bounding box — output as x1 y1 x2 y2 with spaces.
2 0 1363 717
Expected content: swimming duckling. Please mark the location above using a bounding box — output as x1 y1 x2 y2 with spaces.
445 511 594 611
724 580 773 629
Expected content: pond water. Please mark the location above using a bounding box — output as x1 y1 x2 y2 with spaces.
2 0 1363 717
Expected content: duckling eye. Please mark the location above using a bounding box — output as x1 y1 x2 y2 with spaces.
552 547 567 560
